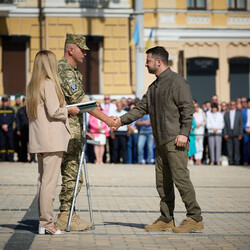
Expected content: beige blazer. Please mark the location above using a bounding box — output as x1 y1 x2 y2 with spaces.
29 79 71 153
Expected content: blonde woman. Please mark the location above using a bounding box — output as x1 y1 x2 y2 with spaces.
26 50 79 235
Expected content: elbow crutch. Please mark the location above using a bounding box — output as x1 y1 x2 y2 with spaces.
66 111 100 232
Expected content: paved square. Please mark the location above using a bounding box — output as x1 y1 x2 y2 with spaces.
0 162 250 249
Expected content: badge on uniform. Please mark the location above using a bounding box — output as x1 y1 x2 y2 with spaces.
67 78 78 92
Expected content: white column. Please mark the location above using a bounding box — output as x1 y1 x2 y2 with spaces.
135 0 145 99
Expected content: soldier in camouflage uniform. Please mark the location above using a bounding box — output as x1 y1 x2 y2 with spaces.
56 33 115 231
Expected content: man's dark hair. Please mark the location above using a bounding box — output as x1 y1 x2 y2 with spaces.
247 98 250 103
211 103 218 110
146 46 169 65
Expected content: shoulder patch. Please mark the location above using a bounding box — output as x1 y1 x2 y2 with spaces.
67 78 73 83
69 82 78 92
66 72 74 78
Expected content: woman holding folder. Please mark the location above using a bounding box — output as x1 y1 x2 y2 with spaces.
26 50 79 235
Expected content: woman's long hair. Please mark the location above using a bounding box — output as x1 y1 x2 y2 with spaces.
26 50 64 118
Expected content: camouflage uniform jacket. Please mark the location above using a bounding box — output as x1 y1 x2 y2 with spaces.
58 57 90 139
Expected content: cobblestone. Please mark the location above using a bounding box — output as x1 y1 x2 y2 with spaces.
0 162 250 249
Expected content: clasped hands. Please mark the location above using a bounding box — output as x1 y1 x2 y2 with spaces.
108 116 122 130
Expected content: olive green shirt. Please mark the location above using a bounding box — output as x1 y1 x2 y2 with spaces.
120 67 194 146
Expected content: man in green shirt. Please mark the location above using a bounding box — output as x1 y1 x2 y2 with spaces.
115 46 204 233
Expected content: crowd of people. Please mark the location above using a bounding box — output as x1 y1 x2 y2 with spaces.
87 94 250 166
0 93 250 166
86 94 155 164
0 94 32 163
190 95 250 166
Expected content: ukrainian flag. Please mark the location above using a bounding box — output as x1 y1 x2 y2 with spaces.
129 23 139 46
146 28 154 50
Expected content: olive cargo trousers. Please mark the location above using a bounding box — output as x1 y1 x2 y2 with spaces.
155 139 202 223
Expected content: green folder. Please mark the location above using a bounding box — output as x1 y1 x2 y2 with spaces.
66 100 97 112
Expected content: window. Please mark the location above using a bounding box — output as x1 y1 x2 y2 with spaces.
78 36 104 95
228 0 247 10
2 35 30 95
187 0 206 10
65 0 109 8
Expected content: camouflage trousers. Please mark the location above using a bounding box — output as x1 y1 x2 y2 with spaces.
59 138 83 212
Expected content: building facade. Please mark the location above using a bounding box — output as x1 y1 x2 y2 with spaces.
0 0 250 104
145 0 250 104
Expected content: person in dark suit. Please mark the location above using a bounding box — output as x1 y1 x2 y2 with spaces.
223 101 243 165
16 98 29 162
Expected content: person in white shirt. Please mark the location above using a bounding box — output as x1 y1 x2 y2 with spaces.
193 102 206 165
101 94 117 116
206 103 224 165
111 101 128 163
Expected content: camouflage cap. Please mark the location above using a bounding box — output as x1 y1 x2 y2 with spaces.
65 33 89 50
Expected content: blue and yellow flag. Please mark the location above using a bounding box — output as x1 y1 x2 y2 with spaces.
129 23 139 46
146 28 154 50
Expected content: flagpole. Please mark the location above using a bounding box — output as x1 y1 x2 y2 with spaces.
135 0 144 99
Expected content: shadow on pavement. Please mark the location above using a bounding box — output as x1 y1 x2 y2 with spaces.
0 219 38 233
104 221 145 229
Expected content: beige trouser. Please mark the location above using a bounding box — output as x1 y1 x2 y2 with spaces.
37 152 63 228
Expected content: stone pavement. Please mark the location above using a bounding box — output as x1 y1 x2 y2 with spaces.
0 161 250 249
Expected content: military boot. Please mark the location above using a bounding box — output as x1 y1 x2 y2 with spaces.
71 212 92 231
56 212 68 230
144 218 175 232
173 217 204 233
56 211 92 231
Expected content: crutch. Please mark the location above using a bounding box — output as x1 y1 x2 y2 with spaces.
66 111 100 232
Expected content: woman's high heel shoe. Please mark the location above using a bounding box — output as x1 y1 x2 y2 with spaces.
39 227 64 235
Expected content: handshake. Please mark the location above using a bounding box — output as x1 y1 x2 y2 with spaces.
108 116 122 130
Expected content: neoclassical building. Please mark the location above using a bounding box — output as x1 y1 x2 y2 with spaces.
0 0 250 103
